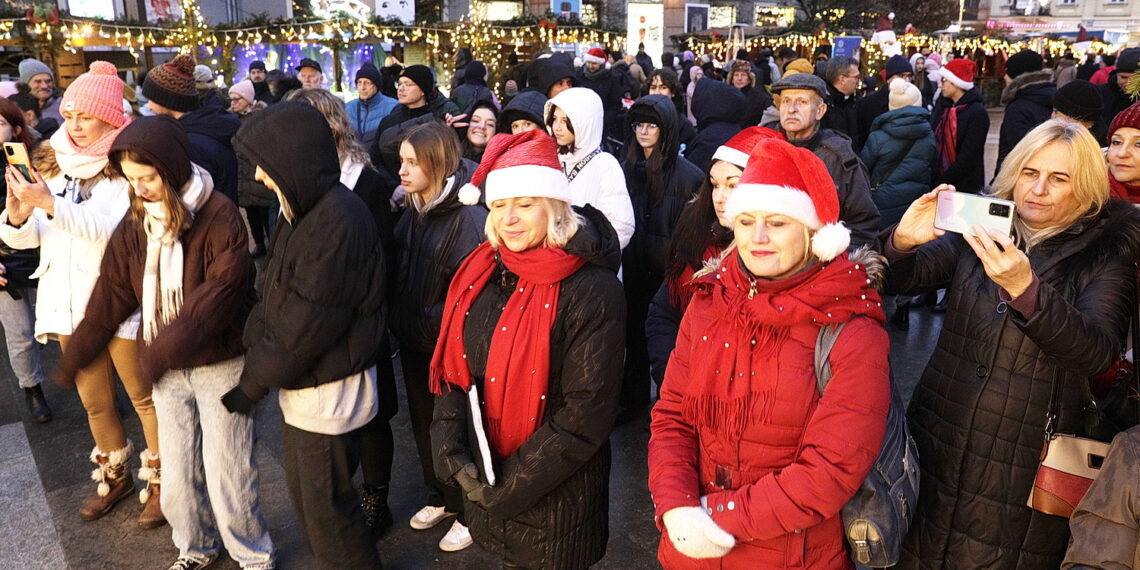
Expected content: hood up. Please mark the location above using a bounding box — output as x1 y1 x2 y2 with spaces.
545 87 604 165
233 101 340 220
498 91 548 133
692 78 746 130
1000 69 1057 106
625 94 683 170
179 90 241 144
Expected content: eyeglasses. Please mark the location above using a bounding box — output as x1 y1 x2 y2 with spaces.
632 122 660 132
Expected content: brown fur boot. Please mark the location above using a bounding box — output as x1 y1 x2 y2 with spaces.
137 450 166 529
79 443 135 521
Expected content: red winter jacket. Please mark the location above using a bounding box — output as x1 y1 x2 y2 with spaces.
648 257 890 569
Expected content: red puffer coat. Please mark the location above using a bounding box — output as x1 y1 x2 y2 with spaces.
648 250 890 569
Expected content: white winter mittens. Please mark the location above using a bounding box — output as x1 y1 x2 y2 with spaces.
662 503 736 559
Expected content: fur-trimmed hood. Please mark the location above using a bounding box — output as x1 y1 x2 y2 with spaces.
1000 69 1056 106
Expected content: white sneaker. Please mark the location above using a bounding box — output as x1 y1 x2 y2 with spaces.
409 504 454 530
438 520 473 552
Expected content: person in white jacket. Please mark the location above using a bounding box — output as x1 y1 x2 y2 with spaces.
544 87 634 250
0 61 159 528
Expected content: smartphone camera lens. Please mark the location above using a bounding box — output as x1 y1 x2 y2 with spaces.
989 204 1011 217
4 147 12 156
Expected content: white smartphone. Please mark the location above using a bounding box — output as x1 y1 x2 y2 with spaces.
933 192 1016 237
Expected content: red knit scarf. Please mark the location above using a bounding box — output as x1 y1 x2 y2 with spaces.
430 241 587 459
680 249 885 438
1109 175 1140 204
935 103 964 176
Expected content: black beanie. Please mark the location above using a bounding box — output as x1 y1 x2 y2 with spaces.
1005 50 1043 79
249 60 266 72
1053 79 1103 122
355 63 382 87
884 55 912 79
1117 48 1140 74
110 115 193 193
401 65 435 95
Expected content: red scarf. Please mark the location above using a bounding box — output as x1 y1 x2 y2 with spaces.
1109 175 1140 204
680 249 885 438
935 104 964 176
430 241 587 459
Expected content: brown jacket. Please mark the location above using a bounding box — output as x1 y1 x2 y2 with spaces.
58 190 255 385
1063 426 1140 570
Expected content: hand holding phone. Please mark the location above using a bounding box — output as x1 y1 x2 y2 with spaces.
933 192 1016 238
3 142 32 182
893 185 953 250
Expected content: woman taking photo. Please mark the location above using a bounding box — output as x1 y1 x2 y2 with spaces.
56 115 275 570
0 61 161 528
0 97 50 423
431 129 625 569
391 121 485 552
645 126 780 386
648 137 890 568
887 119 1140 568
620 94 703 419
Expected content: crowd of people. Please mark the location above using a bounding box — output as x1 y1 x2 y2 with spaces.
2 39 1140 569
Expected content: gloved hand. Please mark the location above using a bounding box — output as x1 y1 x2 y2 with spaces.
454 463 491 507
221 386 257 416
662 505 736 559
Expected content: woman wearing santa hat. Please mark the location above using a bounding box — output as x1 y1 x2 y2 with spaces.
930 57 989 195
645 126 782 387
1 61 162 528
431 129 625 569
648 136 890 569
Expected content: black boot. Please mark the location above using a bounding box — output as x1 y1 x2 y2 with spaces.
361 484 392 538
24 385 51 423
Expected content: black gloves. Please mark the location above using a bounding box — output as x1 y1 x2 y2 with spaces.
221 386 257 415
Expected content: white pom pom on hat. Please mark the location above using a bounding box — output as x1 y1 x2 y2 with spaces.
723 137 850 261
463 130 570 206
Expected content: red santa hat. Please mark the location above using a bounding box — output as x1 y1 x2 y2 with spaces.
724 137 849 261
711 126 783 169
584 47 608 66
458 129 570 206
940 58 976 90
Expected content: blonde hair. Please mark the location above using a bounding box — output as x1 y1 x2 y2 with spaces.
485 197 583 249
989 118 1108 248
402 122 462 213
286 88 371 167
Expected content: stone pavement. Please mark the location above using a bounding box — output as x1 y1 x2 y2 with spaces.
0 109 1004 570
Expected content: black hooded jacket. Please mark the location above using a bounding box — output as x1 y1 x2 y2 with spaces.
1097 72 1135 128
997 70 1057 171
181 91 240 202
497 91 547 133
432 204 625 569
621 95 703 291
575 65 624 142
231 102 386 403
526 54 576 97
683 79 745 172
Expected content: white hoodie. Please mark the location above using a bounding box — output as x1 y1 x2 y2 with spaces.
545 88 634 250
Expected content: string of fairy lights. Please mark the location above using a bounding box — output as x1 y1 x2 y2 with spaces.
0 0 1117 81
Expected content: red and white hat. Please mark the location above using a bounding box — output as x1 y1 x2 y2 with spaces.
724 137 850 261
711 126 783 169
584 47 608 66
458 130 570 206
940 58 976 91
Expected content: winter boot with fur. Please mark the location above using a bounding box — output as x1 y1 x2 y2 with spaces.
80 442 135 521
137 450 166 529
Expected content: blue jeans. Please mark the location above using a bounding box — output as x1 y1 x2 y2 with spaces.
153 356 276 569
0 289 42 388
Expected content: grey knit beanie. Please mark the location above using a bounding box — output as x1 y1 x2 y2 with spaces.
19 58 52 85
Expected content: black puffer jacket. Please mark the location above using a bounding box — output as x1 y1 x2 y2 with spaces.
232 102 386 402
683 79 744 172
432 205 625 569
180 90 241 202
622 95 704 292
389 160 486 354
885 200 1140 569
575 65 624 142
997 70 1057 172
369 91 461 174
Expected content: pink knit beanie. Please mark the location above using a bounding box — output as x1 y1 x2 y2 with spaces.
230 79 256 105
61 61 127 128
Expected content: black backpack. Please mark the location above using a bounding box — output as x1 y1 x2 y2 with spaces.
815 322 920 567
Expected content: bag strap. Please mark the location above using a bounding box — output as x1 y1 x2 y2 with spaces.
813 322 849 395
566 147 602 182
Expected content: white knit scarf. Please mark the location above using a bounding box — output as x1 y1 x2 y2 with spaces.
140 165 214 343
